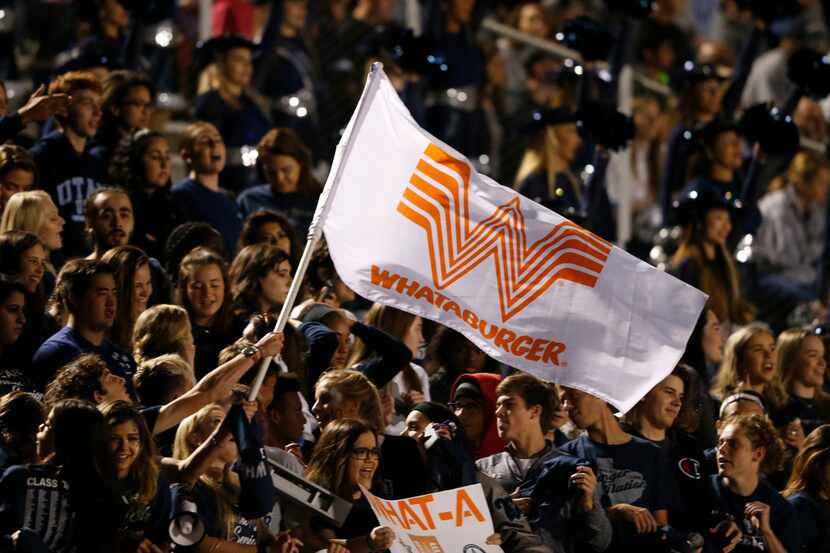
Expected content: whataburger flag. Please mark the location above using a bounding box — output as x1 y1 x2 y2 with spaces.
319 65 707 412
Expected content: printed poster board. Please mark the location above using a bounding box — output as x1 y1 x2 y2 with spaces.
361 484 504 553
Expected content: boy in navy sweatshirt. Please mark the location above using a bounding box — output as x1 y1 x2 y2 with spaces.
30 71 107 258
171 122 242 256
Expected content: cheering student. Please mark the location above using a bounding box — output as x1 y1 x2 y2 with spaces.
108 128 177 262
782 425 830 553
772 328 830 443
32 259 137 393
426 327 500 405
515 108 583 216
0 276 35 396
101 246 153 351
476 373 612 553
670 186 754 330
312 369 430 500
229 243 293 334
0 190 65 272
298 302 412 390
83 187 171 304
132 304 196 370
449 372 505 460
176 247 235 378
0 399 123 552
238 209 300 269
194 35 271 192
236 128 321 233
94 70 156 167
302 248 356 309
558 386 674 553
401 400 556 553
83 186 134 260
711 323 788 413
99 400 171 551
349 303 431 409
621 365 710 532
171 399 301 552
703 413 801 553
681 305 727 448
0 391 44 472
171 122 243 256
304 419 397 552
0 145 36 215
30 71 107 258
43 353 131 407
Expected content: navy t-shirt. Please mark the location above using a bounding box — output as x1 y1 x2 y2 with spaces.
0 464 122 552
115 475 172 548
704 476 802 553
787 491 829 553
31 326 137 395
559 434 673 512
171 178 243 256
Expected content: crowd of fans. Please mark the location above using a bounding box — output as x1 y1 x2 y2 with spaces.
1 0 830 552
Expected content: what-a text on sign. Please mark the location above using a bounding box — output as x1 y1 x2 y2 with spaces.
360 484 503 553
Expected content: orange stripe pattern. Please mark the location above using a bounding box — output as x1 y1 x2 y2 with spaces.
397 143 612 322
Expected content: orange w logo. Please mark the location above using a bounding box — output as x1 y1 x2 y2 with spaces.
397 143 612 322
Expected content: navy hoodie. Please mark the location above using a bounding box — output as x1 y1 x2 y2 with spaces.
29 131 107 258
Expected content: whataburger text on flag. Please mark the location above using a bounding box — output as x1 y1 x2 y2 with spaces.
319 64 708 413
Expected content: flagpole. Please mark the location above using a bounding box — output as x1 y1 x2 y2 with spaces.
247 62 385 402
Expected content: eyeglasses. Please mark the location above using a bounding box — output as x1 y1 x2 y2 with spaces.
351 447 381 460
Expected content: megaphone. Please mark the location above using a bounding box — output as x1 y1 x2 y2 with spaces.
169 491 206 547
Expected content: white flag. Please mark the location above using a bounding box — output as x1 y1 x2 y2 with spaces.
321 66 707 412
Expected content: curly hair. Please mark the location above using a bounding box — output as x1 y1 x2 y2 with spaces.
720 413 785 475
44 353 108 407
306 418 377 498
108 128 169 191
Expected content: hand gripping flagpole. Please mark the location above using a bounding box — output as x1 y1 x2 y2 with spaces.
247 62 386 402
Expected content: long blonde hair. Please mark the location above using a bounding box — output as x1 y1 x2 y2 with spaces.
132 304 191 365
173 404 238 539
514 125 579 196
315 370 385 433
712 323 787 410
0 190 53 237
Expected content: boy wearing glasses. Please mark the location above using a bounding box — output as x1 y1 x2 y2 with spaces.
171 122 243 256
30 70 107 258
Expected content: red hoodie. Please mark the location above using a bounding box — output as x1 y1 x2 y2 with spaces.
450 373 505 460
